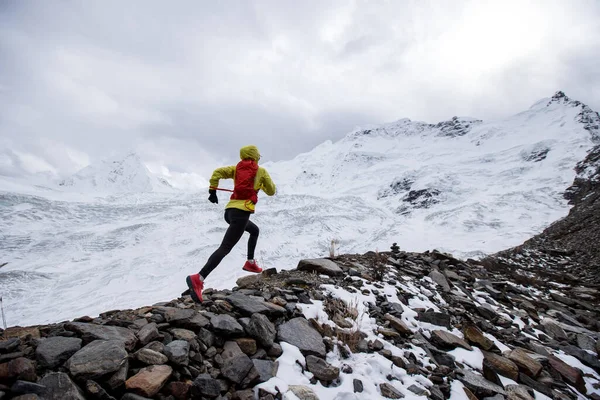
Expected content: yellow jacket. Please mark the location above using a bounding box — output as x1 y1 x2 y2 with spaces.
209 145 276 212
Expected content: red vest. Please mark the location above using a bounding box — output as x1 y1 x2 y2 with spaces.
230 160 259 205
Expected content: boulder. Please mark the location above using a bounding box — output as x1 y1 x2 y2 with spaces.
246 313 277 348
220 341 254 384
297 258 343 276
35 337 82 369
306 355 340 381
164 340 189 366
64 323 137 351
277 318 326 357
38 372 86 400
125 365 172 397
66 340 128 380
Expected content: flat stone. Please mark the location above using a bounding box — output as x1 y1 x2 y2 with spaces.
0 338 20 353
505 384 534 400
220 341 253 384
277 317 326 357
463 324 495 351
225 293 286 317
384 314 412 335
191 374 221 398
429 270 451 292
210 314 244 336
297 258 343 276
418 311 451 329
66 340 128 380
407 384 428 396
541 319 568 341
458 369 506 397
288 385 320 400
35 336 82 369
134 348 168 365
380 382 404 398
576 334 597 354
236 274 262 288
65 322 137 351
164 340 189 366
430 330 472 350
170 328 196 342
136 323 159 346
10 381 47 396
0 357 36 382
507 348 542 377
560 344 600 369
548 355 586 394
246 313 277 348
483 351 519 381
125 365 172 398
306 355 340 381
253 359 277 383
38 372 86 400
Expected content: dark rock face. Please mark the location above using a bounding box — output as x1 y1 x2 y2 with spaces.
66 340 128 380
35 337 82 369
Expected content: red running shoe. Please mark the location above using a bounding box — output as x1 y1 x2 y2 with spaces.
186 274 204 303
242 260 262 273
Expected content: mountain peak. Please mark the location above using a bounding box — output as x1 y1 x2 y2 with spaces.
58 152 173 193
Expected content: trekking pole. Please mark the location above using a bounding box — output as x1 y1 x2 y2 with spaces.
0 296 7 329
209 186 234 193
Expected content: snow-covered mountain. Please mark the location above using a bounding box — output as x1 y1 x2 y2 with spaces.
58 152 174 193
1 91 599 327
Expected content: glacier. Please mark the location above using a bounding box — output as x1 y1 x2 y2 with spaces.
1 91 599 326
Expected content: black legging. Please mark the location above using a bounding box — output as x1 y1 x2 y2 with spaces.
199 208 259 279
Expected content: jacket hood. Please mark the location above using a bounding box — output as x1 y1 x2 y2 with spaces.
240 145 261 161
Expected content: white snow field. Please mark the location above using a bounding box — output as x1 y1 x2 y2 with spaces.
1 92 599 326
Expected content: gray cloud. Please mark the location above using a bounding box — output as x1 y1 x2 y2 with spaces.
1 0 600 188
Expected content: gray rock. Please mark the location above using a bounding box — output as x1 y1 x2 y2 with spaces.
164 340 189 366
64 322 137 351
225 293 286 317
277 318 326 357
353 379 363 393
134 348 168 365
387 303 405 316
211 314 244 336
576 334 597 354
136 323 159 346
38 372 86 400
417 311 451 328
0 338 20 353
252 359 277 383
159 307 195 323
430 330 472 350
560 344 600 369
457 369 506 397
11 381 47 396
192 373 221 398
306 355 340 381
35 336 82 369
105 358 128 390
507 348 543 377
246 313 277 348
12 395 40 400
66 340 128 379
380 382 404 398
407 384 428 396
267 343 283 358
297 258 343 276
220 341 253 384
429 270 451 292
541 320 568 341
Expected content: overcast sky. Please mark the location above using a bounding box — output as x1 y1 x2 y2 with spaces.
1 0 599 188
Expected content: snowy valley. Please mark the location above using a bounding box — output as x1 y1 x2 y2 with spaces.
1 91 599 328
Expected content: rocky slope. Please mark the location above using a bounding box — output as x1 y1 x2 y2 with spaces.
1 249 599 400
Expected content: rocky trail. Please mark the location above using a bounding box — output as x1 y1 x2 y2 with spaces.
1 246 599 400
